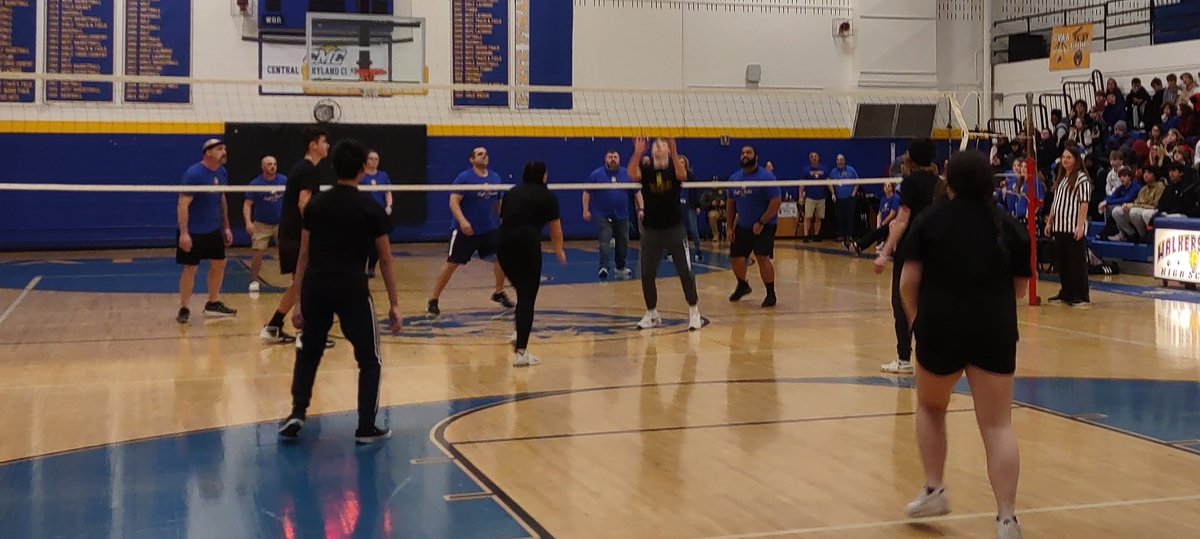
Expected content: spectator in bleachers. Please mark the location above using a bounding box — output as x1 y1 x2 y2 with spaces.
1178 73 1198 107
1071 99 1089 123
830 154 860 244
1067 117 1091 149
1091 91 1107 116
1172 145 1194 177
1087 109 1109 156
1103 86 1125 127
1163 73 1180 106
1107 121 1131 153
1147 77 1166 130
1158 161 1200 219
1161 103 1179 133
1111 168 1165 243
1148 144 1169 177
1126 77 1150 129
1098 167 1141 238
1051 109 1069 147
1038 128 1058 173
1177 101 1200 140
1147 124 1164 147
1104 150 1125 196
1165 127 1184 152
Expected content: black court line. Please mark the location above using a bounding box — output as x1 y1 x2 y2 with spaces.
452 408 979 446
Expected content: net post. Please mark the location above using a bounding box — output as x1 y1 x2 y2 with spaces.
1024 91 1041 306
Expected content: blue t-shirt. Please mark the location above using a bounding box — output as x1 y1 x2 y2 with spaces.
363 171 392 209
830 166 859 198
727 167 782 229
586 166 630 220
452 168 502 234
802 165 829 199
181 162 227 234
880 193 901 221
247 174 287 225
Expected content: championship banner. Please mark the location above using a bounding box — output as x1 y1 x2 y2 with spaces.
1050 23 1093 71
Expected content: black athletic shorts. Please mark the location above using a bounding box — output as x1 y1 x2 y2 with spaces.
176 229 225 266
915 336 1017 376
730 224 777 258
278 236 300 275
447 229 499 265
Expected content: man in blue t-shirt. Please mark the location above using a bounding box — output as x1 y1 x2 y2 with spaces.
363 150 393 276
799 152 828 242
243 155 287 292
427 146 514 316
175 139 236 324
583 149 643 280
830 154 860 243
726 146 782 307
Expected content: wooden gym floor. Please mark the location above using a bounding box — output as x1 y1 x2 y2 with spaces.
0 239 1198 538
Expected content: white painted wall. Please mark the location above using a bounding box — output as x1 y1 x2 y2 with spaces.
7 0 975 134
993 39 1200 114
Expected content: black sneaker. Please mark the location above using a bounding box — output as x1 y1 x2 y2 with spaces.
278 415 304 441
729 282 752 302
203 301 237 318
492 291 515 310
354 425 392 445
176 307 190 324
427 299 440 317
762 294 777 308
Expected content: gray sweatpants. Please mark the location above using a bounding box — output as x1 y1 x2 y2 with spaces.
640 223 699 310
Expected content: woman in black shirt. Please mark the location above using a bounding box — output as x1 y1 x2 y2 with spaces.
897 150 1031 539
497 161 566 367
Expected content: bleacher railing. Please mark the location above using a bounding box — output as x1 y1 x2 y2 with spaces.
990 0 1198 64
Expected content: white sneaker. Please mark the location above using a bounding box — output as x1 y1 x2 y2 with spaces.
513 351 541 367
249 281 260 293
905 487 951 518
881 359 914 374
617 267 632 279
637 311 663 329
688 306 703 331
996 517 1023 539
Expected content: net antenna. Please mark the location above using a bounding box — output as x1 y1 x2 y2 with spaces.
304 12 426 98
1023 91 1041 307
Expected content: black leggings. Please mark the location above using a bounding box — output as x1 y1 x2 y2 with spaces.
892 256 912 362
1052 233 1090 302
292 275 381 428
497 228 542 351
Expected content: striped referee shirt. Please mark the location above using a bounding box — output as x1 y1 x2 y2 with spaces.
1049 171 1092 234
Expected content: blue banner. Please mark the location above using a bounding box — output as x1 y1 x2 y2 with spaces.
125 0 191 103
259 0 395 33
453 0 509 107
529 0 572 110
0 0 36 103
45 0 114 102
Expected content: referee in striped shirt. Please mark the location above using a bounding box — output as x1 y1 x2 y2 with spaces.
1045 147 1093 307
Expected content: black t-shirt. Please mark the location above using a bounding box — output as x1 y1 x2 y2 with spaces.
900 199 1032 345
280 158 335 240
639 163 683 230
500 183 560 233
896 170 941 252
302 185 392 276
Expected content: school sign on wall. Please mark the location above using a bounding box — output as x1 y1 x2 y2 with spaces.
1154 221 1200 285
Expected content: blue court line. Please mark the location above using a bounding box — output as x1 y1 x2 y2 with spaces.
0 376 1196 538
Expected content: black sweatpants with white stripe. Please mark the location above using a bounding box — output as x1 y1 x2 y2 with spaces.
291 273 381 428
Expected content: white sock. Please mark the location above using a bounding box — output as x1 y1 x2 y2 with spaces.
689 305 699 315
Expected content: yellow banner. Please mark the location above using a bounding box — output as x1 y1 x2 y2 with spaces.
1050 23 1094 70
